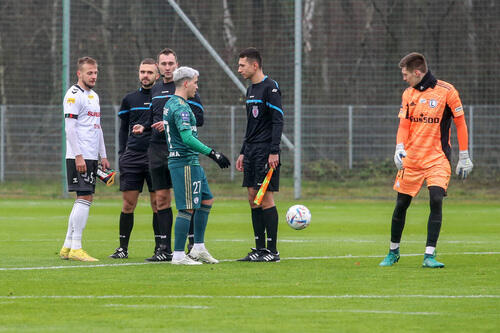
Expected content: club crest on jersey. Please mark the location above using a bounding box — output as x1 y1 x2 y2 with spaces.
429 99 438 108
252 105 259 118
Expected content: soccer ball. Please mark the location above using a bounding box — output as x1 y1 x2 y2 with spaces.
286 205 311 230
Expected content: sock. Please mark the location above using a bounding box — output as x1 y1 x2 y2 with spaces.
390 242 400 250
172 251 186 261
193 204 211 243
70 199 91 250
188 214 195 246
193 243 206 251
426 187 445 248
174 210 192 252
262 206 279 253
152 213 160 250
63 204 77 248
157 208 173 252
251 207 265 249
390 193 412 244
119 212 134 249
425 246 436 255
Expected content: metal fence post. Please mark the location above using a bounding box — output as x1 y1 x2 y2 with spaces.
113 105 120 168
230 106 235 181
0 105 5 182
469 105 474 160
348 105 353 169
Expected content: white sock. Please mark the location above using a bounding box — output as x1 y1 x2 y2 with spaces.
173 251 185 261
193 243 206 251
70 199 91 250
425 246 435 255
63 205 77 248
390 242 400 250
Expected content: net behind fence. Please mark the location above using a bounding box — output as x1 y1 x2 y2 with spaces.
0 0 499 182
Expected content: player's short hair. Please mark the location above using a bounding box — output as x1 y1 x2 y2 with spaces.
173 66 199 88
157 48 178 62
77 56 97 70
399 52 427 73
239 47 262 68
140 58 156 66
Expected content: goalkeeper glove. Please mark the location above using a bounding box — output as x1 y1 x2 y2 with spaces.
394 143 407 170
456 150 473 179
208 149 230 169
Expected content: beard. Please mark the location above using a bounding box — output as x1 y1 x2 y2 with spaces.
82 79 95 89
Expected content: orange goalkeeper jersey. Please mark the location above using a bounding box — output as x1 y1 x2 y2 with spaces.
397 72 464 169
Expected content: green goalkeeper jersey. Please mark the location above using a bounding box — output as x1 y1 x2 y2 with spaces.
163 95 201 168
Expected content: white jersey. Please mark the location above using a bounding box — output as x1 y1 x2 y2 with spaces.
63 84 105 160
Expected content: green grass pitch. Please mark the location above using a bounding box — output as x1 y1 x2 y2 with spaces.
0 198 499 332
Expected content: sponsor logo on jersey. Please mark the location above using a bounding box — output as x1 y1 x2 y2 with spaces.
88 95 94 99
429 99 437 108
87 111 101 117
455 106 463 113
169 151 180 157
252 105 259 118
249 95 255 98
419 98 427 103
410 101 416 106
66 98 76 104
194 197 199 204
272 88 278 92
409 114 440 124
71 89 78 94
162 90 170 94
191 126 197 132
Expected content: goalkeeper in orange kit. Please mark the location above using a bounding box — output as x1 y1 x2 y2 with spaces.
380 52 473 268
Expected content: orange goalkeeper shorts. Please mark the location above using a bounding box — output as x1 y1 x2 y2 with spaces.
393 158 451 197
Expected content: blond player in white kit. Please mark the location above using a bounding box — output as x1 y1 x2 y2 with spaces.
59 56 109 262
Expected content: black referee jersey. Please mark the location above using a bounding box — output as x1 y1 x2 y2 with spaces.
147 80 204 145
240 76 284 154
118 87 152 154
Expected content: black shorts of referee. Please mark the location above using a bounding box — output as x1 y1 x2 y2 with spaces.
119 148 153 193
242 142 280 191
66 158 98 195
148 142 173 191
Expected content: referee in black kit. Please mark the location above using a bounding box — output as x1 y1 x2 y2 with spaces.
109 58 158 259
235 47 284 263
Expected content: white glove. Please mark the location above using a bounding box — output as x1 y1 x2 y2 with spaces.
394 143 406 170
456 150 473 179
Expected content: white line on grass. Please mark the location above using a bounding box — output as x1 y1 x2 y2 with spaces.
0 251 498 271
0 295 498 300
308 309 441 315
104 304 210 309
8 238 497 244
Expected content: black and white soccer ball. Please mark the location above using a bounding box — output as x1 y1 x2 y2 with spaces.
286 205 311 230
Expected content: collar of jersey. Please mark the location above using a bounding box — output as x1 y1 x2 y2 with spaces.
413 71 437 91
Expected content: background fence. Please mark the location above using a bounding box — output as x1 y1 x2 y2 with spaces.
0 0 499 187
1 104 498 182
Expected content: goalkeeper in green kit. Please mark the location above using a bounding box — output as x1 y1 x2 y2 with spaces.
163 66 230 265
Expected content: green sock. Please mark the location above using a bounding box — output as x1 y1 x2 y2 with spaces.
174 210 192 251
194 204 212 243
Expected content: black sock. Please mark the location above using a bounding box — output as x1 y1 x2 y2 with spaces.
188 214 195 246
262 206 279 253
426 186 445 247
157 208 173 253
251 207 265 249
152 212 160 250
390 193 412 244
119 212 134 249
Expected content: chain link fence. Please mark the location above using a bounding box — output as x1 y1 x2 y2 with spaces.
0 0 499 183
1 105 498 182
